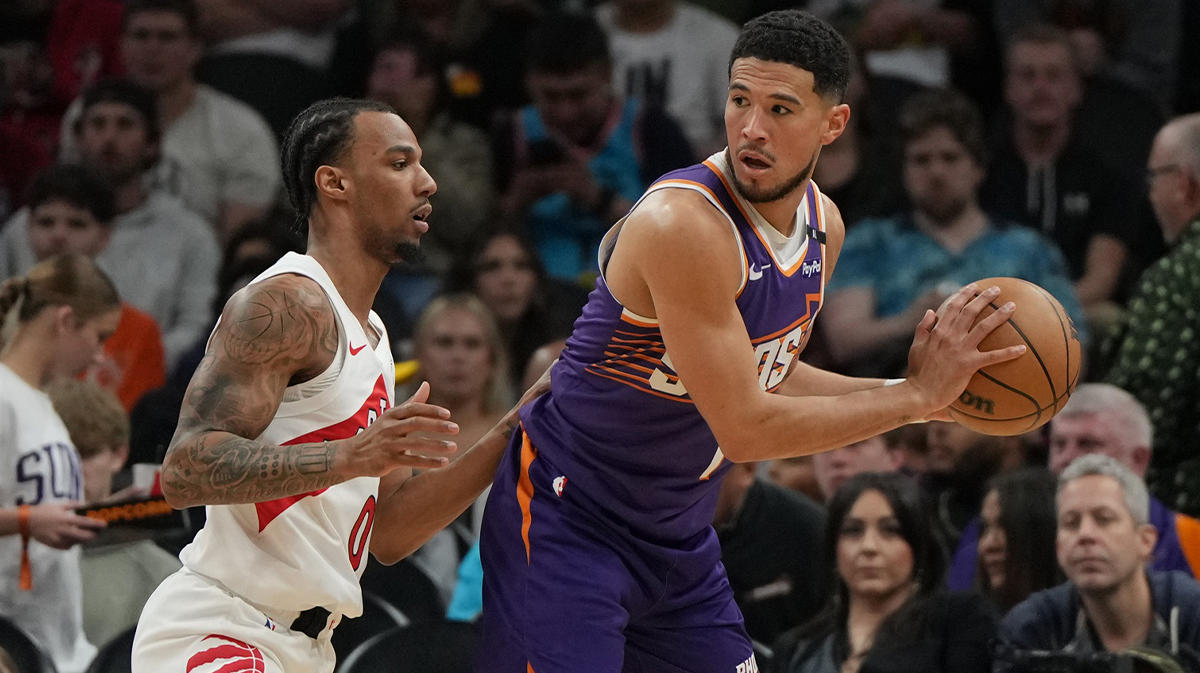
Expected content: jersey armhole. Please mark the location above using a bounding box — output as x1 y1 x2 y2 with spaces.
597 182 749 302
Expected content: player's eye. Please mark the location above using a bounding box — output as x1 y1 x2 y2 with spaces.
772 105 791 115
392 161 407 170
731 96 747 106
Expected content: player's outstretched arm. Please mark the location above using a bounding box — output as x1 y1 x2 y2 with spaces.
160 275 457 509
369 363 553 565
609 191 1024 463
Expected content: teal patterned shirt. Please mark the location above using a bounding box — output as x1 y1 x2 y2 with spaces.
1103 217 1200 515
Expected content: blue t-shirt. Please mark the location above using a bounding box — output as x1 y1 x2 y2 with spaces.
828 214 1087 341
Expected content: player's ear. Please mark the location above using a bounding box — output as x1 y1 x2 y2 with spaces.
820 103 850 146
315 165 348 203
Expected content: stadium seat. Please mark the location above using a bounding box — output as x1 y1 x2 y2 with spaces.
338 621 478 673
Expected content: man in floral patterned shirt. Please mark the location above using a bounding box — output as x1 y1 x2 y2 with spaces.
1102 113 1200 515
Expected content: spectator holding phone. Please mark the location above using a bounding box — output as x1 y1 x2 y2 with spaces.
493 12 693 283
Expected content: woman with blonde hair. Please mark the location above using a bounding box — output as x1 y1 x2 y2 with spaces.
0 255 121 673
363 293 515 612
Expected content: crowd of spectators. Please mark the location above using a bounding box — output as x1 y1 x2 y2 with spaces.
2 0 1200 671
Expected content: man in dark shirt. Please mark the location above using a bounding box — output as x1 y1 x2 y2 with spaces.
980 24 1142 311
715 462 827 648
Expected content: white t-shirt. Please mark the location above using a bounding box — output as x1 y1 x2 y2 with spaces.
58 84 281 224
0 364 96 673
596 2 739 152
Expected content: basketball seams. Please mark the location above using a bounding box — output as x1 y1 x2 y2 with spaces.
1031 283 1080 400
951 387 1073 424
986 296 1059 410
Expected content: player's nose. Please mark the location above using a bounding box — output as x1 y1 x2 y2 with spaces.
417 164 437 197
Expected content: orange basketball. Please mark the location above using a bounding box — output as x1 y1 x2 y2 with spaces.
946 277 1082 436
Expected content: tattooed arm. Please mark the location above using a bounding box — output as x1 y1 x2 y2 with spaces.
161 274 457 509
370 360 554 564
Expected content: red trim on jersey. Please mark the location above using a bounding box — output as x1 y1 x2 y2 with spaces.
186 635 265 673
254 375 390 532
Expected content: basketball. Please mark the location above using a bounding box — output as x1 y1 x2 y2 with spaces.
947 277 1082 436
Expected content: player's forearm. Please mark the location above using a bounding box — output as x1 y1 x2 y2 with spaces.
371 414 519 564
719 381 931 462
777 360 887 397
160 431 345 508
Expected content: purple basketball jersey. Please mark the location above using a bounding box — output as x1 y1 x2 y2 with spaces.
519 152 828 543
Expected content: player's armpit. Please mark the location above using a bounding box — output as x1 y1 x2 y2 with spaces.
160 274 344 508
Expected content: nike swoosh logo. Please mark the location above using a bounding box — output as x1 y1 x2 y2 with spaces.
349 343 367 356
749 263 771 281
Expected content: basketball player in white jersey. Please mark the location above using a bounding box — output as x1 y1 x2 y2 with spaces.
132 98 542 673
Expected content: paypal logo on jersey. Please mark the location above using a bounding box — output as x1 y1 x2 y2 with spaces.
801 259 822 278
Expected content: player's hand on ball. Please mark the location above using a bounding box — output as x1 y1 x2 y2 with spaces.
28 503 106 549
335 382 459 477
905 284 1026 413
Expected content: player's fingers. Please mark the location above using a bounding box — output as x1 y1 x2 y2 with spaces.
383 402 452 422
943 285 997 334
404 381 431 406
393 452 450 470
967 301 1016 345
976 344 1026 368
382 416 460 437
64 526 99 544
911 309 936 347
934 284 976 324
391 436 459 455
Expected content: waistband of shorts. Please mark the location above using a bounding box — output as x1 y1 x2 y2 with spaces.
181 567 343 637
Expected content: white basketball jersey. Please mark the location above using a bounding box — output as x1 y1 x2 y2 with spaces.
180 253 395 618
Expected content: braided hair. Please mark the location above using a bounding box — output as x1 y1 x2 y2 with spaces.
280 98 397 222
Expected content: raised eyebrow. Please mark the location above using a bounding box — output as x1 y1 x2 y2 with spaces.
768 93 802 106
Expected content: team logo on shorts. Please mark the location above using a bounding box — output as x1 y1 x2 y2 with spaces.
735 653 759 673
553 476 567 497
186 635 266 673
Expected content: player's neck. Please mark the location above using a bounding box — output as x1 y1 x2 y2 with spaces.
306 227 388 325
749 191 806 237
1080 572 1153 652
1013 119 1070 169
615 0 676 33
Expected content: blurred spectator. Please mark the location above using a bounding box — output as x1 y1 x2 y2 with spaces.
191 0 356 137
448 231 587 390
809 0 1003 140
769 472 995 673
0 255 119 673
387 0 537 130
923 421 1025 551
822 88 1084 378
809 52 904 231
1100 114 1200 516
492 11 693 282
0 79 220 367
45 379 181 649
992 0 1180 112
368 31 495 319
810 433 902 502
995 455 1200 672
981 25 1139 316
520 337 565 391
59 0 282 241
975 468 1061 613
0 124 51 222
25 165 166 413
715 461 827 647
595 0 738 154
950 384 1200 592
395 294 514 608
0 0 125 156
767 455 826 504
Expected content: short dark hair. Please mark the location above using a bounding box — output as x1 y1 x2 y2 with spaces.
79 78 162 144
280 97 396 220
1006 23 1079 72
899 88 988 166
26 165 116 225
122 0 201 37
526 12 610 75
728 10 852 103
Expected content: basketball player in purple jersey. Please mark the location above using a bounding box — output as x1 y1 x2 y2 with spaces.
477 11 1025 673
